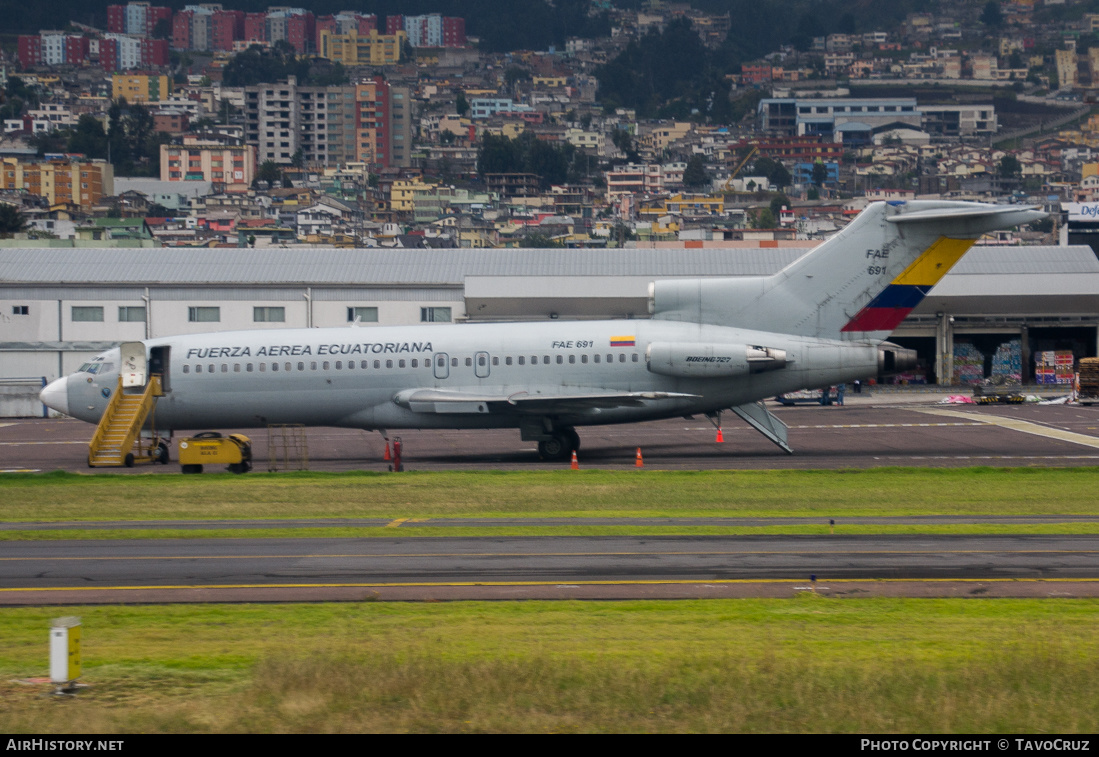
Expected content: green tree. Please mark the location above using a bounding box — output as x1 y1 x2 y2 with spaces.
751 208 777 229
999 154 1022 178
67 114 108 159
981 1 1004 28
256 160 282 187
812 160 829 187
755 157 792 189
683 155 710 188
456 90 469 117
769 194 791 219
0 203 26 236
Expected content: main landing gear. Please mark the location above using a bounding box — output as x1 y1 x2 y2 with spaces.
537 428 580 462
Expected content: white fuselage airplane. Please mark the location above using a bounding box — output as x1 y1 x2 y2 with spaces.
40 201 1044 461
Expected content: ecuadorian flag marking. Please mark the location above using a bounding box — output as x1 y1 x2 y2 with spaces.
610 336 636 347
842 237 976 333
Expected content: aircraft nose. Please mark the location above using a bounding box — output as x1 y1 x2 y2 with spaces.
40 375 70 416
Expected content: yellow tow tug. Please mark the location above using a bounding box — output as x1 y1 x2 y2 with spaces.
177 432 253 474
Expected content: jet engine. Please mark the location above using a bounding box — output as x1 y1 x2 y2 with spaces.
646 342 787 379
878 342 918 374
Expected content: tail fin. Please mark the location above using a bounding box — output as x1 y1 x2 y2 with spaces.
650 201 1046 341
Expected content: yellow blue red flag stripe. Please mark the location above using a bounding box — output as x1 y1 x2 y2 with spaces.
610 336 635 347
842 237 975 333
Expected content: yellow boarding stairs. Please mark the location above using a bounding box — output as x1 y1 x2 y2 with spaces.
88 374 167 467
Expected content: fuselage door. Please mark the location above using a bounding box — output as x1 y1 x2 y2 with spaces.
475 351 490 379
149 345 171 392
434 352 449 380
119 342 147 388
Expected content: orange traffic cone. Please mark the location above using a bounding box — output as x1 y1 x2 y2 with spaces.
715 428 724 443
570 450 579 470
635 447 644 468
383 441 391 461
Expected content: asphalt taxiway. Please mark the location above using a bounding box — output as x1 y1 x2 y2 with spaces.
4 395 1099 473
4 394 1099 603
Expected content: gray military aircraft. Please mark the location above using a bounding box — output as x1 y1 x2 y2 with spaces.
40 200 1044 461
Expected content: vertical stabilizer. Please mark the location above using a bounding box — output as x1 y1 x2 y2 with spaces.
650 201 1046 342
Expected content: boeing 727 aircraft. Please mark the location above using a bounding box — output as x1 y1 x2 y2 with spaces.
40 200 1044 462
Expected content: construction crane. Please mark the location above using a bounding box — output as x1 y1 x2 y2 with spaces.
723 145 759 193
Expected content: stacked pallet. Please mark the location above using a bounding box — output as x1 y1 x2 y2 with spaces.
953 342 985 384
1035 350 1075 384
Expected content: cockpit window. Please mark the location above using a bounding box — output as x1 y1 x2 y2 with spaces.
100 362 114 373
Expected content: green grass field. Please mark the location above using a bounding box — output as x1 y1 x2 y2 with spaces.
2 467 1099 526
3 467 1098 732
2 599 1098 733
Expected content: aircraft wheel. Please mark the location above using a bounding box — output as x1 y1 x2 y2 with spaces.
155 442 170 464
124 453 135 468
538 433 571 462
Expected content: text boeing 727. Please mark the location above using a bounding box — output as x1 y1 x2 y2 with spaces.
40 200 1044 462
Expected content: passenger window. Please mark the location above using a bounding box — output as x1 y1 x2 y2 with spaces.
259 363 266 372
518 356 525 365
465 357 472 367
272 363 279 372
557 355 563 364
208 364 214 373
478 356 486 367
632 354 639 362
569 355 575 364
234 364 241 372
284 362 292 372
386 360 393 368
335 361 342 369
311 362 317 370
606 354 612 363
411 359 418 368
361 360 368 369
247 363 253 372
581 355 588 364
399 359 406 368
297 362 304 371
374 360 381 369
619 354 626 363
506 357 513 366
451 357 458 367
530 356 537 365
183 365 190 374
593 354 600 363
348 361 355 369
323 361 330 370
492 357 499 366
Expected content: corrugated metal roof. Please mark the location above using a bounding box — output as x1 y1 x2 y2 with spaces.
0 245 1093 286
952 246 1099 275
0 247 808 285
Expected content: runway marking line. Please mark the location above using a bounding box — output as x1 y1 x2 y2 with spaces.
0 441 87 446
4 577 1099 593
4 548 1098 562
914 408 1099 449
385 518 410 528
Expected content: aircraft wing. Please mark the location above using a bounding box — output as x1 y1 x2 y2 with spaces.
393 388 698 415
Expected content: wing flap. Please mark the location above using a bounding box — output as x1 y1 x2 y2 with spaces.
393 388 697 415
